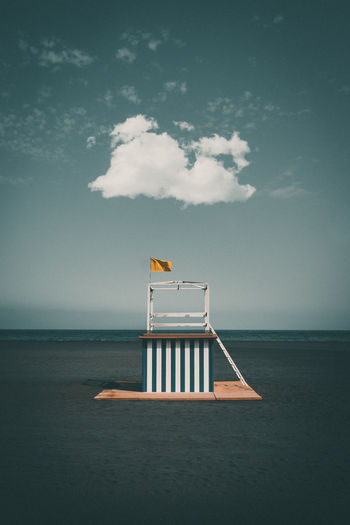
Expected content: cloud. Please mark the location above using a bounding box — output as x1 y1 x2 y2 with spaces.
19 38 94 68
120 29 177 52
0 104 93 160
88 115 255 206
86 136 96 149
0 175 33 186
208 97 235 115
205 91 310 133
120 85 141 104
40 48 93 67
173 121 195 131
110 115 158 145
164 81 187 93
115 47 136 63
148 40 161 51
120 32 141 46
37 85 53 101
173 38 186 47
18 39 28 51
99 89 114 107
273 15 284 24
192 133 250 171
270 184 305 199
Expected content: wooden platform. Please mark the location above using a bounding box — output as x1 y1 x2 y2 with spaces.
94 381 262 401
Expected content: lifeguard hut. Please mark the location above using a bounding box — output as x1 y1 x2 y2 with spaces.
139 280 216 393
95 259 262 401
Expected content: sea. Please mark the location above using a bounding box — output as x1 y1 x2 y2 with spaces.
0 330 349 524
1 328 350 342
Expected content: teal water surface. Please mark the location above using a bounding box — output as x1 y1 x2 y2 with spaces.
0 329 349 342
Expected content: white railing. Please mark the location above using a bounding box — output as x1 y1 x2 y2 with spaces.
147 280 210 331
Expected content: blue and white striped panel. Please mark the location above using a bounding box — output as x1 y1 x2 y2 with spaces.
142 338 213 392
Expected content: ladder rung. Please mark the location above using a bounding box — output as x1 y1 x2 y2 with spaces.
152 312 206 318
151 322 207 328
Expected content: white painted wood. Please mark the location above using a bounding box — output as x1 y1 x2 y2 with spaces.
146 284 150 331
156 340 162 392
204 285 210 330
175 340 181 392
166 340 171 392
151 287 205 291
152 312 206 318
194 340 200 392
147 341 153 393
203 341 209 392
150 288 154 331
151 281 207 289
185 340 190 391
209 324 248 386
152 322 206 328
146 281 210 332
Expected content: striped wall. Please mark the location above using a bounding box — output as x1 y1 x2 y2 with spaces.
142 338 214 393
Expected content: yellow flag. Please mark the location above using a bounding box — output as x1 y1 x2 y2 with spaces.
150 257 172 272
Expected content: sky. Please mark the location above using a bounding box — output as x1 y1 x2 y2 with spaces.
1 0 349 329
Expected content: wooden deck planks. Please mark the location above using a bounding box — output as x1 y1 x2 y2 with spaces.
213 381 262 400
94 381 262 401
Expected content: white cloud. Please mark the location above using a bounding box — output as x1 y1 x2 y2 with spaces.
244 122 256 130
120 85 141 104
164 81 177 91
39 48 93 67
119 29 179 52
37 85 53 100
173 121 195 131
192 133 250 171
110 115 158 147
0 175 33 185
164 81 187 93
18 39 28 51
208 97 235 115
161 29 169 42
148 40 161 51
173 38 186 47
115 47 136 63
273 15 284 24
205 91 309 132
120 32 140 46
270 184 305 199
0 104 93 160
88 115 255 206
19 38 93 68
338 85 350 93
86 136 96 149
153 91 167 103
102 90 113 107
180 82 187 94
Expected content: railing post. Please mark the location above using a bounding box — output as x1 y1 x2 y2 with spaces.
150 287 154 332
146 283 150 332
204 285 210 331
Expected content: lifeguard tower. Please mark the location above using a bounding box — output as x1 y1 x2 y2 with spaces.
95 268 262 400
139 281 216 393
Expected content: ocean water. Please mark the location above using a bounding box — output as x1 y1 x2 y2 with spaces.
1 328 350 342
0 336 349 524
